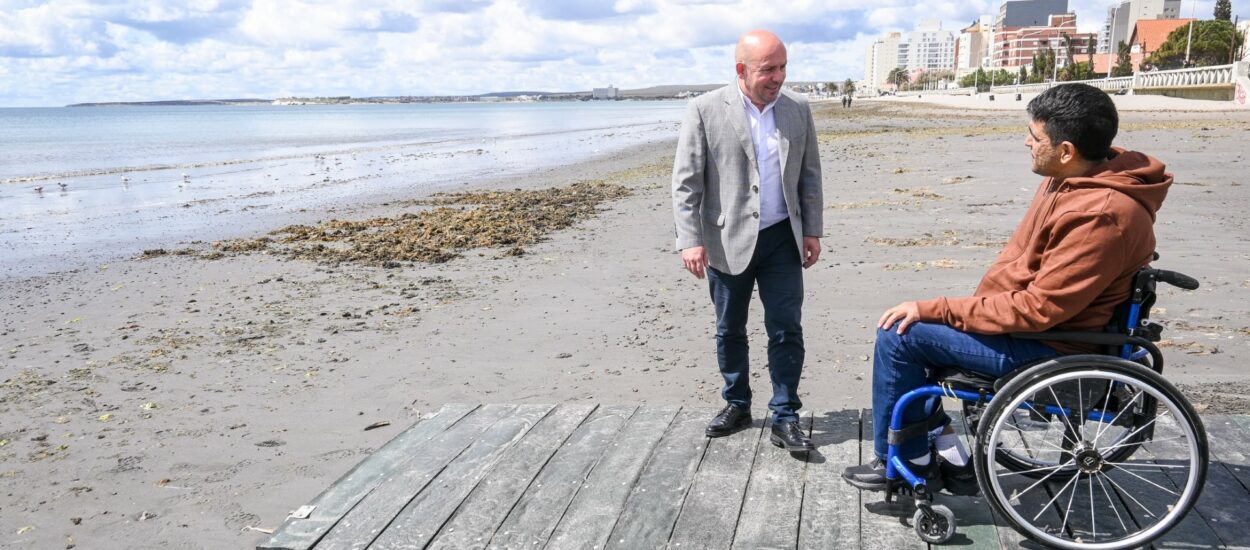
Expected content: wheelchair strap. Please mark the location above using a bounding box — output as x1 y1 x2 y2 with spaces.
887 405 948 446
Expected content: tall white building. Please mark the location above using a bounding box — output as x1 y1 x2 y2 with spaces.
900 20 958 73
956 15 995 76
1099 0 1181 54
864 32 902 91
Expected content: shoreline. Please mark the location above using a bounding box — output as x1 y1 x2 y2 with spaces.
2 101 1248 548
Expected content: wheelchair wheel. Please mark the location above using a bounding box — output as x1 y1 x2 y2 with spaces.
973 356 1207 550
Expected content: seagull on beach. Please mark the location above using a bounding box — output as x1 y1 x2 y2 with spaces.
58 182 68 191
33 186 43 194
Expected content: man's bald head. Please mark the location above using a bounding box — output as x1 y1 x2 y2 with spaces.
735 29 787 109
735 30 785 66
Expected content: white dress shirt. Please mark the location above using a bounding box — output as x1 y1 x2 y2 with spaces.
737 85 788 230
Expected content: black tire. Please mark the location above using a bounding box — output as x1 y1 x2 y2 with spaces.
973 356 1207 550
913 505 956 544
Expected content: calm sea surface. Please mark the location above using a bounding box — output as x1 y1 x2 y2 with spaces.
0 101 686 278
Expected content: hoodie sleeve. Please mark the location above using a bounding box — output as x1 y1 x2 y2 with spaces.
915 209 1127 334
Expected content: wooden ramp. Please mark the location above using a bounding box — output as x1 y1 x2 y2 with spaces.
260 405 1250 550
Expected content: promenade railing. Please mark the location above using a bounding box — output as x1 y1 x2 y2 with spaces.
892 64 1235 98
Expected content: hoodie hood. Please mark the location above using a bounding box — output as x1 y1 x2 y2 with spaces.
1062 147 1172 220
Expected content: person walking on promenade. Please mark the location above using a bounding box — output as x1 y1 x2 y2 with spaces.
672 29 824 452
842 84 1172 494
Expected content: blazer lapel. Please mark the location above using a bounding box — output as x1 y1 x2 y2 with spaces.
775 96 793 182
721 84 757 168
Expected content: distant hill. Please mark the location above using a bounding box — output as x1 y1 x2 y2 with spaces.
67 98 273 107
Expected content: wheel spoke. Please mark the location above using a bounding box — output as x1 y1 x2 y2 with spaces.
1093 387 1143 443
1092 381 1115 446
1035 471 1080 522
1089 470 1097 539
997 462 1072 478
1108 462 1181 496
1048 385 1083 444
1094 472 1128 534
1014 455 1078 502
1103 470 1158 519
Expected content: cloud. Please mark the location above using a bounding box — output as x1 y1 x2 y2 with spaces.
3 0 1248 106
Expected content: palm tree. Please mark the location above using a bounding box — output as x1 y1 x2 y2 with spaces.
842 78 856 95
887 67 909 90
825 82 839 96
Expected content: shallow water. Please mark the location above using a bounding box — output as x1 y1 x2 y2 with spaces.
0 101 686 278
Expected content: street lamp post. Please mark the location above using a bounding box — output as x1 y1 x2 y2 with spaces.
1106 4 1117 79
1184 0 1196 65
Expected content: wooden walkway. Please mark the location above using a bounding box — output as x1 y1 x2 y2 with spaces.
260 404 1250 550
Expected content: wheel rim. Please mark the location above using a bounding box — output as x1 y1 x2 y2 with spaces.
985 370 1203 549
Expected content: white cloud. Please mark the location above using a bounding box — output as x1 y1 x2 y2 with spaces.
1 0 1246 106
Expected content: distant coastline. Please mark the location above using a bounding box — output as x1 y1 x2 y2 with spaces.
60 82 819 107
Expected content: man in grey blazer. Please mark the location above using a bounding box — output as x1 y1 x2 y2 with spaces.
671 29 823 452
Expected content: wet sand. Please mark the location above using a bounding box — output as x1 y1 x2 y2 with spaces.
2 99 1248 548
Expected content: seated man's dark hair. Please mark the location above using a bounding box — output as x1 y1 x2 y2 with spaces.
1026 83 1118 161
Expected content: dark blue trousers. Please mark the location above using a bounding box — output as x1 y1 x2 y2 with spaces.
872 322 1060 460
706 221 804 423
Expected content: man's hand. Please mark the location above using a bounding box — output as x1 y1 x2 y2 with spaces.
879 301 921 334
681 246 709 279
802 237 821 268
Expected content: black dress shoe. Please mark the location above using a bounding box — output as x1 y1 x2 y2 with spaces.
706 404 752 437
842 455 943 492
770 420 815 452
939 458 979 496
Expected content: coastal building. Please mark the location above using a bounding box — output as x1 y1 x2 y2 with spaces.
900 20 958 73
591 86 619 100
996 0 1069 28
1098 0 1182 54
864 32 902 92
1092 18 1195 74
991 13 1097 71
1240 20 1250 62
955 16 995 76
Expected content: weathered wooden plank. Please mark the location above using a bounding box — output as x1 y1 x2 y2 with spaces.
1202 415 1250 490
976 406 1071 548
667 412 764 550
858 408 928 550
940 406 1002 549
485 405 637 549
1148 414 1248 548
258 403 478 550
1233 415 1250 433
602 407 713 550
731 414 811 550
545 406 680 550
315 404 518 550
797 409 862 549
1107 440 1225 549
425 403 597 550
365 404 556 550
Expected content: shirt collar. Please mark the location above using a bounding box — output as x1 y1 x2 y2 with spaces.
736 82 778 115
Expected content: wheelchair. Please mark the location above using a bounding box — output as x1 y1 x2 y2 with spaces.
881 264 1208 549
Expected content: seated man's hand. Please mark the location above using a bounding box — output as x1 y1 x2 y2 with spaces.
681 246 709 279
879 301 921 335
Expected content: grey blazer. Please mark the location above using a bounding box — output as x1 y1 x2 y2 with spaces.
671 83 823 276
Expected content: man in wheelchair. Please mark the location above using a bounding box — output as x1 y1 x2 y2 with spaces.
842 84 1173 496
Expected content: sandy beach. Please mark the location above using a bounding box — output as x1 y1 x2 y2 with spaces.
3 98 1249 549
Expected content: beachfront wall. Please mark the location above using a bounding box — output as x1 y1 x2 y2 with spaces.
896 62 1249 107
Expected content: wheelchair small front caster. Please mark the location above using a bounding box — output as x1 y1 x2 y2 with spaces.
913 504 956 544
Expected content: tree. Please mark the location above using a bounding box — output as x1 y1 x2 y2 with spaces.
1214 0 1232 21
958 67 989 91
825 81 839 96
1112 40 1134 77
1145 19 1244 69
887 67 909 89
1019 65 1028 84
842 78 856 95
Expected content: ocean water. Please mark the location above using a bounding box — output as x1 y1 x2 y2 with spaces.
0 101 686 278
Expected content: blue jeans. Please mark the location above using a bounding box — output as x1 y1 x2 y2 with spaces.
707 221 804 423
872 322 1061 460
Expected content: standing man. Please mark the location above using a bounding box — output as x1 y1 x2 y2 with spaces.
672 29 824 452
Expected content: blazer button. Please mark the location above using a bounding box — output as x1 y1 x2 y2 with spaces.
752 212 759 219
752 185 759 193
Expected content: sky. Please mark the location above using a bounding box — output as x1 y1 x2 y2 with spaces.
0 0 1245 107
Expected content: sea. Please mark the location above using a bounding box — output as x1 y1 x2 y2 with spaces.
0 101 687 278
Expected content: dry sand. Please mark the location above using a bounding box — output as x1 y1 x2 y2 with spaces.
2 100 1249 549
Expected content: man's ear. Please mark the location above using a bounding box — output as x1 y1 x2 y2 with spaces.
735 62 746 78
1059 141 1079 163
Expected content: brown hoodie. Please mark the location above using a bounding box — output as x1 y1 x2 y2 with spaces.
915 148 1172 354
